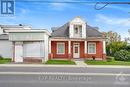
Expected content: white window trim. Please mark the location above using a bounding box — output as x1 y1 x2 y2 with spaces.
57 42 65 54
88 42 96 54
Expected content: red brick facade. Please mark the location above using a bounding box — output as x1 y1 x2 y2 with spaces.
50 40 105 60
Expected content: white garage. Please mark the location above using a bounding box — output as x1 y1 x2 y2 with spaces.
0 34 12 58
23 42 44 58
6 29 50 63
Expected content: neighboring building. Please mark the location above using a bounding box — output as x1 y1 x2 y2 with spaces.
0 25 31 59
49 16 106 60
102 31 121 45
0 25 50 63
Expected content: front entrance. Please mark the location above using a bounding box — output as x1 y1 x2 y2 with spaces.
15 45 23 62
73 43 80 58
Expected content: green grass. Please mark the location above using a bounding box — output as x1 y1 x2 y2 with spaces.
45 60 76 65
85 60 130 66
0 58 11 64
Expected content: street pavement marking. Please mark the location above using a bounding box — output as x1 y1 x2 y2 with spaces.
0 72 130 76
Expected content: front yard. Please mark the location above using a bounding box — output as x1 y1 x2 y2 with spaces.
45 60 76 65
0 58 11 64
85 60 130 66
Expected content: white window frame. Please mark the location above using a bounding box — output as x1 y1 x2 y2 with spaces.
88 42 96 54
57 42 65 54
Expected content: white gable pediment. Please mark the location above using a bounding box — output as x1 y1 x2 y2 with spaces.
70 16 86 25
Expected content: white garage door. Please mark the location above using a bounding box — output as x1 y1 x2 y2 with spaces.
0 40 12 58
24 42 44 57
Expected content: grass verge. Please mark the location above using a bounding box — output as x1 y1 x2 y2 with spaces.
0 58 11 64
85 60 130 66
45 60 75 65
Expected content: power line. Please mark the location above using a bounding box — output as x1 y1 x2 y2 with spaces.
95 3 109 10
14 1 130 4
14 0 130 10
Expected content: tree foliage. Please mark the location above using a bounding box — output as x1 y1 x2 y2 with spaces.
106 41 127 56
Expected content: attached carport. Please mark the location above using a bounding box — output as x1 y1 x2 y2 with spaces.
6 29 50 63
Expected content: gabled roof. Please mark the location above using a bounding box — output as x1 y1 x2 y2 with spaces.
51 22 102 38
0 34 9 40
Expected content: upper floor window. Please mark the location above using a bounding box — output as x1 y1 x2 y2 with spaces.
74 25 82 37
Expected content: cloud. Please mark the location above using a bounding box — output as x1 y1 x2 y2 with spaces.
20 8 28 14
48 0 79 11
49 3 68 11
96 14 130 27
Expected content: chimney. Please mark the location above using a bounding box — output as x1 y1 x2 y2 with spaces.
19 24 22 26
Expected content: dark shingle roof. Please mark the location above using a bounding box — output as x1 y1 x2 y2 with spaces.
51 22 102 38
0 34 9 40
86 25 102 37
51 23 69 37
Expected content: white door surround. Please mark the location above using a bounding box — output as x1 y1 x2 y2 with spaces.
73 43 80 58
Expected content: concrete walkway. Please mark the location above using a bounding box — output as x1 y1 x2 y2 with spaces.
74 59 87 67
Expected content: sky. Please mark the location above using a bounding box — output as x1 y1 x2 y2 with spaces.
0 0 130 40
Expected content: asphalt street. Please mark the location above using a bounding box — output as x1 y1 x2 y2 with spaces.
0 74 130 87
0 67 130 87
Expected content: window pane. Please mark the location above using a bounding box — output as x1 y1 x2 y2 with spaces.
88 43 96 54
74 47 78 53
57 43 65 54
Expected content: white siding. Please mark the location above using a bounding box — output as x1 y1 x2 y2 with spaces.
69 24 74 38
0 40 12 58
9 32 45 41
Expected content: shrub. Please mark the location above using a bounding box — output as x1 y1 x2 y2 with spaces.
106 56 114 62
114 50 129 61
124 45 130 51
126 53 130 61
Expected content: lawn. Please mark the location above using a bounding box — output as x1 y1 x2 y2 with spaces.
0 58 11 64
45 60 76 65
85 60 130 66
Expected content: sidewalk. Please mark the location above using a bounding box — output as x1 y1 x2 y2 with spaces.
0 64 130 68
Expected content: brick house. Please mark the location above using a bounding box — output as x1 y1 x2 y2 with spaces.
49 16 106 60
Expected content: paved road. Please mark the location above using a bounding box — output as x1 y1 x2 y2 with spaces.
0 73 130 87
0 67 130 87
0 67 130 74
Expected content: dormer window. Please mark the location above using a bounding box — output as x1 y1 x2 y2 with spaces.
74 25 82 37
75 27 78 34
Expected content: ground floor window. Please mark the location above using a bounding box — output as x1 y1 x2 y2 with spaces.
57 43 65 54
88 42 96 54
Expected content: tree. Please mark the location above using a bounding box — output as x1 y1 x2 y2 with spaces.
106 41 127 56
